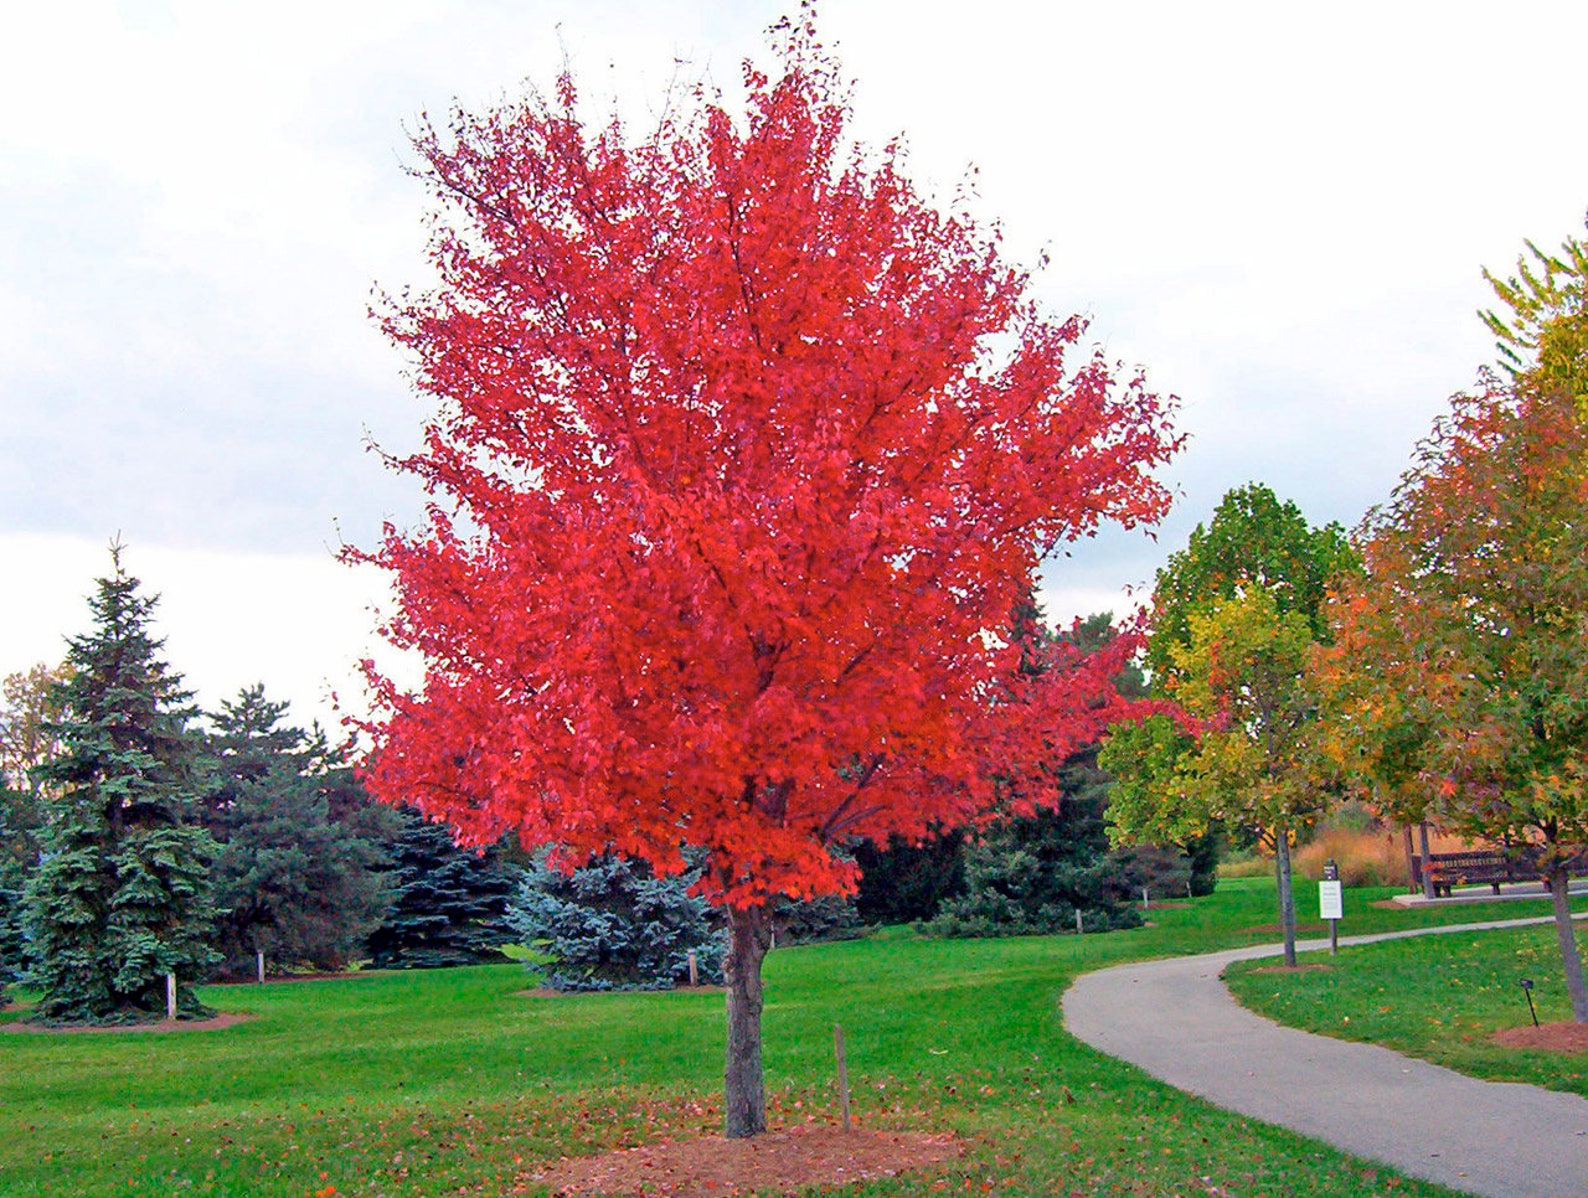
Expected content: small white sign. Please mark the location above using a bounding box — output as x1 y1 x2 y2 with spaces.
1319 879 1344 921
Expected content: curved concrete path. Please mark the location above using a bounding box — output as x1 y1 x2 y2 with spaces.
1063 918 1588 1198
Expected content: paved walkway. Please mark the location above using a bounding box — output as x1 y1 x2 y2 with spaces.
1062 918 1588 1198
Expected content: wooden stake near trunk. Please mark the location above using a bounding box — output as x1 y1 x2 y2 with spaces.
834 1023 852 1131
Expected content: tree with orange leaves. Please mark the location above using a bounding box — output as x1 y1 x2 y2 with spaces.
352 19 1178 1134
1328 374 1588 1017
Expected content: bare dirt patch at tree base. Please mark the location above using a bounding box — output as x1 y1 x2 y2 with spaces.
532 1125 961 1196
1492 1021 1588 1053
2 1012 254 1035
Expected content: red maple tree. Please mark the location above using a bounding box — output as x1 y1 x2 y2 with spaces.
353 23 1178 1136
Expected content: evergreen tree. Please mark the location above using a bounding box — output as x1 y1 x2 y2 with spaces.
0 788 27 1004
923 611 1158 938
852 830 967 926
510 850 724 991
366 809 516 968
203 686 390 977
23 550 218 1024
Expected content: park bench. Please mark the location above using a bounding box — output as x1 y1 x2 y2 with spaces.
1416 851 1527 897
1411 849 1588 897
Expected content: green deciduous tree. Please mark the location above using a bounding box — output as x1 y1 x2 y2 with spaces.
23 550 218 1024
1105 488 1358 966
1145 483 1355 684
1482 219 1587 415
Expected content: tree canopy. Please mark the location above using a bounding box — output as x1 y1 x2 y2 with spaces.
1105 484 1358 965
1335 377 1588 1013
202 685 390 977
353 22 1179 1136
1146 482 1355 684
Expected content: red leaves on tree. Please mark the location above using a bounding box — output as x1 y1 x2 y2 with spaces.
351 32 1179 907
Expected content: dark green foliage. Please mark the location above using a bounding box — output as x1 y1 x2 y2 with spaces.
23 555 218 1024
923 609 1154 939
924 751 1146 938
366 809 516 969
202 686 390 978
1106 844 1192 900
772 893 863 945
0 793 26 1004
510 851 724 991
1184 827 1222 895
852 829 966 925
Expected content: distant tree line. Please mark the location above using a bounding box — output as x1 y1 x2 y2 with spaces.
0 556 1202 1024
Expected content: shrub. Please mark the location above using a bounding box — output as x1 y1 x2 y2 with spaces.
510 852 724 991
1294 827 1409 888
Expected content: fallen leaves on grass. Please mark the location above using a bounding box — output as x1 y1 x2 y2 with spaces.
532 1125 961 1196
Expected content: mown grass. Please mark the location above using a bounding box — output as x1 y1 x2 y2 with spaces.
2 878 1548 1196
1225 914 1588 1098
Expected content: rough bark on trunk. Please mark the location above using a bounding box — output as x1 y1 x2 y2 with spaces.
723 904 773 1138
1418 821 1436 899
1547 867 1588 1024
1275 826 1298 968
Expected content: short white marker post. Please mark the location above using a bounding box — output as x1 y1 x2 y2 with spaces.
687 949 698 988
257 949 266 985
165 973 177 1021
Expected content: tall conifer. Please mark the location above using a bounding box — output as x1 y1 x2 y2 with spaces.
24 548 218 1024
203 685 389 977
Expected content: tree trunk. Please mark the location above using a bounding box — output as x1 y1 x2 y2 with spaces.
1547 867 1588 1024
1418 821 1436 899
1275 825 1298 968
723 904 773 1138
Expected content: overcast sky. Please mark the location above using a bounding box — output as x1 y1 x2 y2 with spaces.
3 0 1585 731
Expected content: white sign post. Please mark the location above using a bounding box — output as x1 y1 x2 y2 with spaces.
1319 858 1343 955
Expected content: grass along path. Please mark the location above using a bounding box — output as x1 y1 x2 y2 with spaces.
3 878 1564 1197
1225 916 1588 1099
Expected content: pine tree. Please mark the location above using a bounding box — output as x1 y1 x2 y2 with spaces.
852 830 967 926
203 686 390 977
366 809 515 969
0 789 27 1005
23 549 218 1024
924 612 1156 938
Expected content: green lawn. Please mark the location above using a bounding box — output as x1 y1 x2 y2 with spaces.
1225 912 1588 1098
1 878 1536 1196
